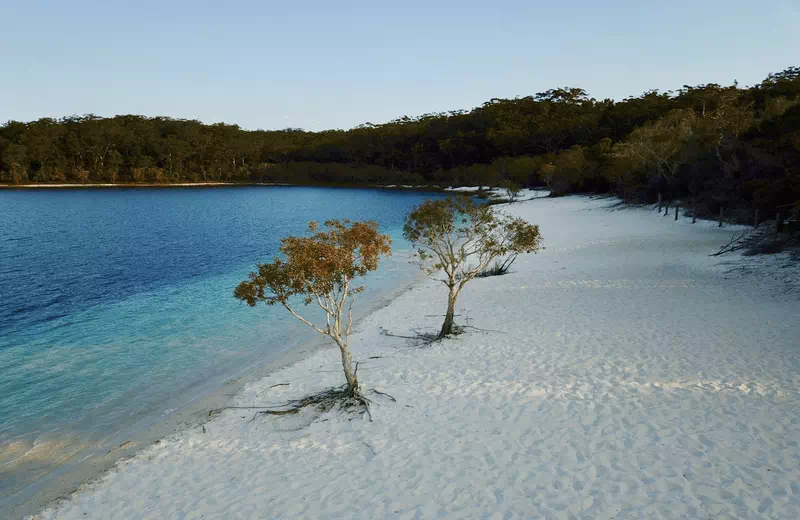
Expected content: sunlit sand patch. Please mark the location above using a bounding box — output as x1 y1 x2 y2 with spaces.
0 438 90 476
411 371 792 401
0 439 34 466
492 279 705 290
622 378 790 397
537 279 702 289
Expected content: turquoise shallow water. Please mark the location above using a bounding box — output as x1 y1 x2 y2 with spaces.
0 186 445 514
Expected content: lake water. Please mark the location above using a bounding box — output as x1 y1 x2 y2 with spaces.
0 186 446 517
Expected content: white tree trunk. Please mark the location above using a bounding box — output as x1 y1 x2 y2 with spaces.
337 340 358 394
439 285 457 338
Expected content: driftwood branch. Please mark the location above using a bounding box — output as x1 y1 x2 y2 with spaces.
710 229 754 257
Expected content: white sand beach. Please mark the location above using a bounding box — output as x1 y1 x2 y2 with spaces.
33 195 800 519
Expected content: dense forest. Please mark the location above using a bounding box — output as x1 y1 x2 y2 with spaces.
2 67 799 220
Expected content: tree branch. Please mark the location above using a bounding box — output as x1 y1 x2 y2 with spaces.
281 302 328 336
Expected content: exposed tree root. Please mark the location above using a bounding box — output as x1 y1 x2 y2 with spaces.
208 385 398 425
381 308 506 345
361 441 377 456
370 388 396 402
460 313 504 334
379 326 440 346
380 321 500 345
461 324 504 334
251 385 373 421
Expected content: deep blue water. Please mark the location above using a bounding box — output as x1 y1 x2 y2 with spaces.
0 186 444 509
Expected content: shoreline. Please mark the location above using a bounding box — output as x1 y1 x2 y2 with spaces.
0 182 451 192
5 258 427 520
0 182 515 200
27 194 800 519
3 324 328 520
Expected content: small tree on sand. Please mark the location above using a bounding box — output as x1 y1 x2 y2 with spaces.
501 179 523 202
235 219 391 405
403 197 542 339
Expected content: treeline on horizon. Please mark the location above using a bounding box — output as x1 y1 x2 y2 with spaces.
2 66 799 220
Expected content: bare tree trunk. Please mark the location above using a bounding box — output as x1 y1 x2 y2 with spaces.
439 285 457 338
338 343 359 395
499 253 518 273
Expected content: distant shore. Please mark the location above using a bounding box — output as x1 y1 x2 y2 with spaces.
0 182 284 189
0 181 455 192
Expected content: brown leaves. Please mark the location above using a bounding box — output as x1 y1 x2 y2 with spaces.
234 220 392 308
234 220 392 392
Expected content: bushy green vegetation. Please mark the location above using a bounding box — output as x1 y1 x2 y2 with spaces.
2 67 799 218
403 197 542 338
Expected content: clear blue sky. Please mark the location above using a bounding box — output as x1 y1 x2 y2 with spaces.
1 0 798 131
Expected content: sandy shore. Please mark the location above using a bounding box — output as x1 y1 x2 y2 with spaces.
32 195 800 519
